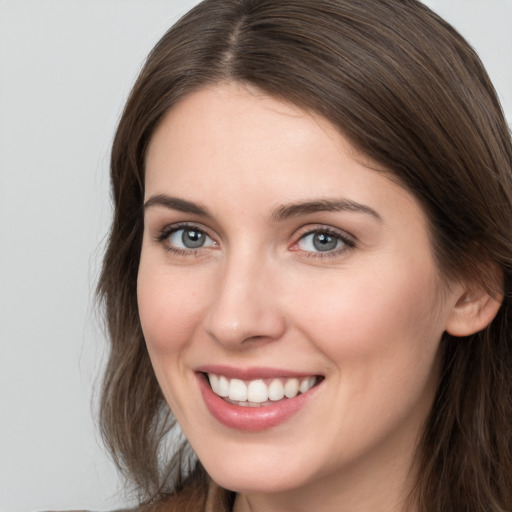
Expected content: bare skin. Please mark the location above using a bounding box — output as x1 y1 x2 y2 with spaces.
138 84 500 512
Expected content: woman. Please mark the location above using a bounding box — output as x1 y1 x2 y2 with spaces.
97 0 512 510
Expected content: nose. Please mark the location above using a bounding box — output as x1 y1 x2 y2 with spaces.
204 251 286 349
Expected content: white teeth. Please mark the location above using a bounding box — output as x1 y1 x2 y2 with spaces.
284 378 300 398
218 376 229 397
299 376 316 394
209 374 229 397
247 380 268 403
208 373 318 404
209 374 220 394
268 379 285 401
228 378 247 401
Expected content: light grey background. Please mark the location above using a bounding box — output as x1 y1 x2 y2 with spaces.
0 1 510 511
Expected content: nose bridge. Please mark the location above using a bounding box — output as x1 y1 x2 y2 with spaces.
204 246 285 348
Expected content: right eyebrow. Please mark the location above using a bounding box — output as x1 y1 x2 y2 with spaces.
270 198 382 223
143 194 212 217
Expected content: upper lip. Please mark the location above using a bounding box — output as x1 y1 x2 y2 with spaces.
196 364 321 380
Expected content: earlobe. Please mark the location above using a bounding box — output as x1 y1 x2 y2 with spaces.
445 283 503 337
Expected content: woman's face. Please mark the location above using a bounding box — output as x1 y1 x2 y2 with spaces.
138 84 462 500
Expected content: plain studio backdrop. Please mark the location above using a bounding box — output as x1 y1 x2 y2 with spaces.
0 1 510 511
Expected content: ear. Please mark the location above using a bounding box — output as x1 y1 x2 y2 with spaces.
445 278 503 337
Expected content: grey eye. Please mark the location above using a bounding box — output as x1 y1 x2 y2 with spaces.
182 229 205 248
313 232 338 251
168 228 215 250
298 231 343 252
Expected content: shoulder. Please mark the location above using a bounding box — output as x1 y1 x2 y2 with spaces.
45 482 234 512
42 509 134 512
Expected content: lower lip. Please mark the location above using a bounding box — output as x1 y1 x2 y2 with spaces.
197 373 321 432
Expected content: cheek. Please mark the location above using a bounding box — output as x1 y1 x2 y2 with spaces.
136 260 212 419
288 263 446 453
292 260 445 380
137 263 206 356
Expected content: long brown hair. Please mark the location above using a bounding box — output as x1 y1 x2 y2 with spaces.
98 1 512 510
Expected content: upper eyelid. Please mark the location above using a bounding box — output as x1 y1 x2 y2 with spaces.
294 224 356 242
156 222 214 239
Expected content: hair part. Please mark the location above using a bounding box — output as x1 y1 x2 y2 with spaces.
98 1 512 509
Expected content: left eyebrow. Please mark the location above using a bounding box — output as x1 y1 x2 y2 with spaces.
143 194 212 217
271 198 382 222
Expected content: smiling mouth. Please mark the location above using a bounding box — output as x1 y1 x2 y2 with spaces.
205 373 322 407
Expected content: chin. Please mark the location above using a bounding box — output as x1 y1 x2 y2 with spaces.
197 446 320 494
209 467 307 495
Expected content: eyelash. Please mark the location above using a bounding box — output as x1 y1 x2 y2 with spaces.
155 223 215 257
155 223 356 259
294 226 356 259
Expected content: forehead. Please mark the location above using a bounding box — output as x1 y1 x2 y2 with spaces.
145 83 346 183
144 84 419 225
